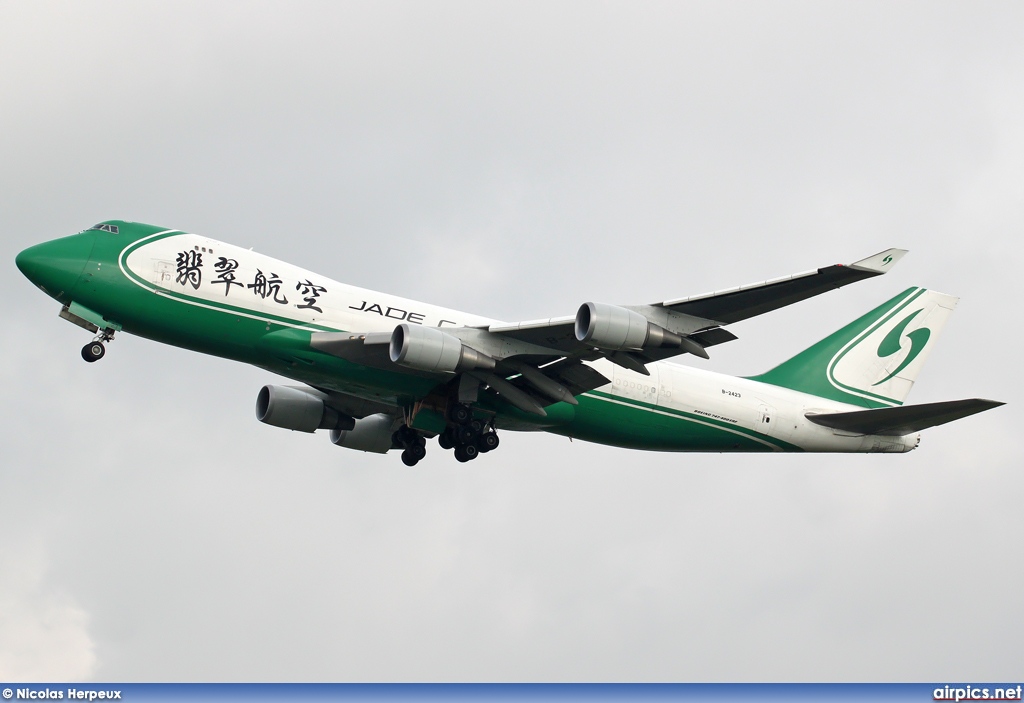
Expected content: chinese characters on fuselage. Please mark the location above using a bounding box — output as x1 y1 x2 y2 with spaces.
172 249 460 326
295 280 326 313
174 250 322 312
211 257 244 295
248 269 288 304
175 250 202 289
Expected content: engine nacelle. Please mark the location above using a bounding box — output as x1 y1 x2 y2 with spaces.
389 323 495 373
330 413 399 453
574 302 683 351
255 385 354 433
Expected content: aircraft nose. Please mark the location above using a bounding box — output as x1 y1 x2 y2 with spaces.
16 235 94 300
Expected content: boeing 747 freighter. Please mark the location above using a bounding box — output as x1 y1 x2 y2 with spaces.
16 221 1003 465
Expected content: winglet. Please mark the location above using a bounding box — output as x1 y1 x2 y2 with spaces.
848 248 908 274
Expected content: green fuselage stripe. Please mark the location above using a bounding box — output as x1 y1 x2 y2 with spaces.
588 391 784 450
574 390 803 453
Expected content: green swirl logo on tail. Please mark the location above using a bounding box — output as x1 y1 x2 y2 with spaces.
873 308 930 386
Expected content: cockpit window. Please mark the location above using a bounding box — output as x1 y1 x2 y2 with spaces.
89 223 119 234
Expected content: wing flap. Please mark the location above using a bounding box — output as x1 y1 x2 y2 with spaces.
636 326 739 363
806 398 1004 436
506 358 611 398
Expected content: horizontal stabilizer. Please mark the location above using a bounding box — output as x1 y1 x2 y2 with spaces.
806 398 1004 436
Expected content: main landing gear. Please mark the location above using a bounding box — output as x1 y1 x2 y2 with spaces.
81 328 115 363
438 404 499 463
392 404 501 466
393 425 427 467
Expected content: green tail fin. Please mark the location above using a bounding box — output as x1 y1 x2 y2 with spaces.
748 287 958 408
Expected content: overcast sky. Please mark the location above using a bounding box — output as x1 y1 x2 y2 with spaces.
1 0 1021 682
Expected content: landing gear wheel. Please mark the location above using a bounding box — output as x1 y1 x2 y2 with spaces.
438 429 454 450
456 425 476 445
454 443 479 462
394 426 417 446
81 342 105 362
468 419 484 434
409 444 427 461
477 432 499 453
401 448 421 466
451 404 472 424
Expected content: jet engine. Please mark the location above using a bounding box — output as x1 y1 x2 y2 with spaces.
255 385 355 433
389 323 495 373
330 413 400 453
575 302 684 351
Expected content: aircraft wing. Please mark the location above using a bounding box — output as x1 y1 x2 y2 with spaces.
492 247 906 353
653 248 908 324
308 329 610 418
306 248 906 416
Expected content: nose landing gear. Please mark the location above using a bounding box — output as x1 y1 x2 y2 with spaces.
81 328 116 363
81 341 105 362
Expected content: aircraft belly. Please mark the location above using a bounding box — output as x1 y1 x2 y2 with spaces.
552 391 784 452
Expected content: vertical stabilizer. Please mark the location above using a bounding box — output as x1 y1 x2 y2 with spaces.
749 287 958 408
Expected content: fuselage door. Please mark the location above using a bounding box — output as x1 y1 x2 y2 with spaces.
153 259 174 285
757 401 795 440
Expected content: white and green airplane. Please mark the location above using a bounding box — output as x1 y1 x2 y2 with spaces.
16 221 1003 465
